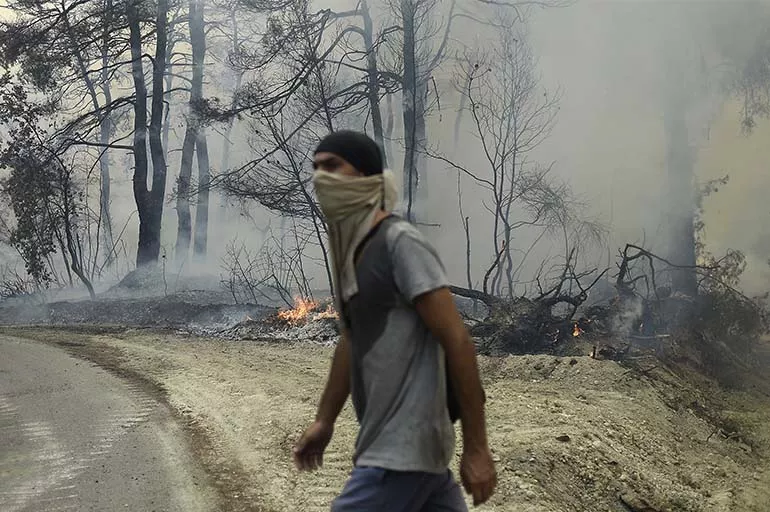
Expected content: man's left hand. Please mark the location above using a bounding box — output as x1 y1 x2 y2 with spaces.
293 420 334 471
460 444 497 506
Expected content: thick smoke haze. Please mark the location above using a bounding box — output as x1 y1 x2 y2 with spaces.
1 0 769 298
421 0 770 295
521 0 770 294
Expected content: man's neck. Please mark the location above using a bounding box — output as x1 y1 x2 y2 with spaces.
372 209 390 227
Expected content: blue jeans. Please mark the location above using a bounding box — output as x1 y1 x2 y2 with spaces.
331 466 468 512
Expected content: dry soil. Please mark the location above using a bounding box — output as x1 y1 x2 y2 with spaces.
4 326 770 512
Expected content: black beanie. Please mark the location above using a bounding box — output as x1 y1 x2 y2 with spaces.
314 130 384 176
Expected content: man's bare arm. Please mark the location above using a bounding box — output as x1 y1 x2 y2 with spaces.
293 330 351 471
315 329 351 425
415 286 496 506
414 287 487 444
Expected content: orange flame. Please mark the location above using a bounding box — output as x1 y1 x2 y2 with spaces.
278 297 319 324
572 323 584 337
277 297 339 324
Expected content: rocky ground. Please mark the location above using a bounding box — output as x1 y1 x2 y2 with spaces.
2 323 770 512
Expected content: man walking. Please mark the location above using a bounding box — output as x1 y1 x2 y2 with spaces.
293 130 496 511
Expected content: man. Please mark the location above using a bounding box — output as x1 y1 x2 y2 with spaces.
293 130 496 511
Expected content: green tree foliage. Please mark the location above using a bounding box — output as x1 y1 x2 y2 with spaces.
0 77 57 285
6 155 59 286
0 75 96 297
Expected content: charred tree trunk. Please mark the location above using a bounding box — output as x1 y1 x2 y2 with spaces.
175 126 195 264
129 0 168 267
147 0 169 266
502 101 521 297
162 7 183 155
402 105 428 224
99 0 115 267
162 38 177 160
176 0 208 264
98 108 114 266
59 168 96 300
384 93 395 166
665 92 698 297
191 0 209 261
491 157 510 297
162 73 173 157
193 129 210 260
63 1 115 269
360 0 387 167
400 0 425 222
399 0 454 222
127 2 150 265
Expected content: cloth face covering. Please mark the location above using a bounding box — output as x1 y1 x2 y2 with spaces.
312 169 398 306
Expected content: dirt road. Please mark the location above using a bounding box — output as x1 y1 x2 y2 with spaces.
0 333 217 512
3 327 770 512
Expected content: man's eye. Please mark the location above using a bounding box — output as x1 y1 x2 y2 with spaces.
313 160 337 171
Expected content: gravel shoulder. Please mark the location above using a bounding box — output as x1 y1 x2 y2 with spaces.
4 326 770 512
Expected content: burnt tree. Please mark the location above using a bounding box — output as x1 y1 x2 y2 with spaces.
395 0 455 222
176 0 211 264
663 84 698 296
128 0 169 267
434 18 602 298
360 0 388 165
218 2 402 295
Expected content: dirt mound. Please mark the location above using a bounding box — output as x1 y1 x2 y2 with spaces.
479 353 767 511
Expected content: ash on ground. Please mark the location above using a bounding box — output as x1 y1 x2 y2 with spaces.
0 267 345 344
223 316 340 345
0 291 345 345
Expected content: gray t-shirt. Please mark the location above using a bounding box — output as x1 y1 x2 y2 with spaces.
341 216 455 474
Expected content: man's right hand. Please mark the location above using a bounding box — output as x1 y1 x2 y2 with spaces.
292 420 334 471
460 444 497 506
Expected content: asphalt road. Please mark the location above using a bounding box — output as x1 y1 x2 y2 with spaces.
0 335 216 512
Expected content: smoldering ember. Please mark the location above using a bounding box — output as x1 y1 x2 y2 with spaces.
2 1 770 511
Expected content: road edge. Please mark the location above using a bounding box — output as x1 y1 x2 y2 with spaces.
0 326 267 512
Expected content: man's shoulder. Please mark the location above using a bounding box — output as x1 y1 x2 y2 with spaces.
358 215 442 273
382 216 432 247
